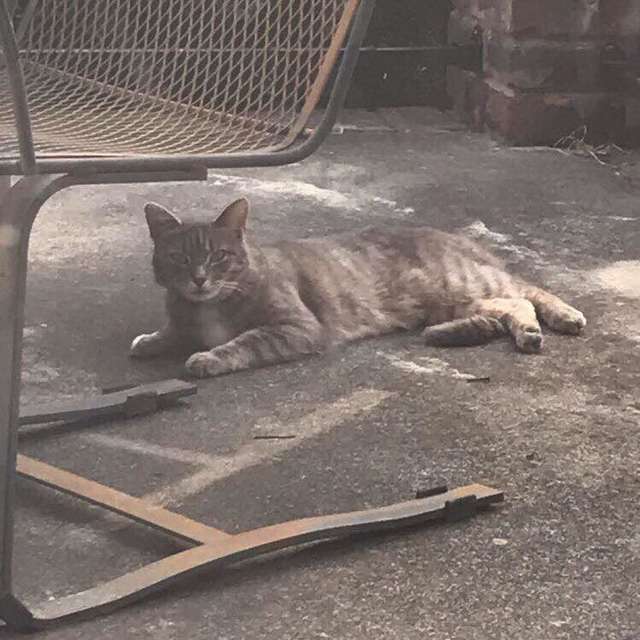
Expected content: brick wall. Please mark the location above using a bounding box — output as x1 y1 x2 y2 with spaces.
447 0 640 145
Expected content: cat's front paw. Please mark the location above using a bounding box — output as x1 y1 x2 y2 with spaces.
515 326 544 354
130 332 166 358
185 351 225 378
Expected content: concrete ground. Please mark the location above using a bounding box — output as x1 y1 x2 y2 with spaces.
4 108 640 639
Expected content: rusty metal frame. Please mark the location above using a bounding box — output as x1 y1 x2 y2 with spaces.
0 172 504 630
0 0 505 632
14 450 504 631
19 379 197 426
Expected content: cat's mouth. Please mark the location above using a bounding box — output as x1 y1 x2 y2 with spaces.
185 289 216 302
182 283 225 302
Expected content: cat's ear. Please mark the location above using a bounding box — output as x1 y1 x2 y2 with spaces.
144 202 182 240
214 198 249 231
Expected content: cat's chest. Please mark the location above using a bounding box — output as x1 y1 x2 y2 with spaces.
190 305 241 348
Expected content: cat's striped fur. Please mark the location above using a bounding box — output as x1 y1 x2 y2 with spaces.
130 198 586 378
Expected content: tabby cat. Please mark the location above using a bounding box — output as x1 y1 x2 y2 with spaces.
130 198 586 378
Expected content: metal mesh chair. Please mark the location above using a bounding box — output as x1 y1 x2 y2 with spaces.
0 0 502 631
0 0 371 172
1 0 361 160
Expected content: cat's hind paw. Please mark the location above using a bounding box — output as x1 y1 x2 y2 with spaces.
185 351 224 378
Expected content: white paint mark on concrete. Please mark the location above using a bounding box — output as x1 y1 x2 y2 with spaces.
371 196 398 208
84 433 217 466
331 124 396 134
463 220 541 262
0 224 20 248
210 173 416 216
416 356 476 380
380 352 475 380
85 388 392 506
464 220 511 244
371 196 415 216
143 453 255 506
210 173 358 210
591 261 640 299
550 204 635 223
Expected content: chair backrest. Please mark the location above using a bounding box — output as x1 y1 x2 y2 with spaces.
0 0 364 162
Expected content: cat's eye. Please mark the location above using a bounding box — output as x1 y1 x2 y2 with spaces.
169 252 190 266
209 249 232 263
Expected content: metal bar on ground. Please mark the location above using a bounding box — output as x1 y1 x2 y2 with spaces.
17 455 231 545
26 484 503 628
19 379 197 426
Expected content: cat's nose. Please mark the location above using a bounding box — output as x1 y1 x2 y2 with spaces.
192 275 207 288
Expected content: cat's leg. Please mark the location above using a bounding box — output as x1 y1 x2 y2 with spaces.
523 286 586 335
130 325 184 358
422 316 507 347
423 298 543 353
471 297 543 353
185 318 323 378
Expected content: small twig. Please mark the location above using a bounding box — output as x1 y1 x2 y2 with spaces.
587 149 607 165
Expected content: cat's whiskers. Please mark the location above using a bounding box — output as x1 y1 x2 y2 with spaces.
187 280 247 303
218 282 247 295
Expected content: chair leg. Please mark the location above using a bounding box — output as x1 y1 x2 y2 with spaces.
0 169 217 631
0 175 38 619
0 174 76 625
0 169 205 608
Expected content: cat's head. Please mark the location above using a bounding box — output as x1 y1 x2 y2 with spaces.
144 198 252 303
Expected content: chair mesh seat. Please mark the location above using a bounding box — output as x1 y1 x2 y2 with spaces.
0 0 352 159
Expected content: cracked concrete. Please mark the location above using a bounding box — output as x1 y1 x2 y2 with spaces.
3 108 640 640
